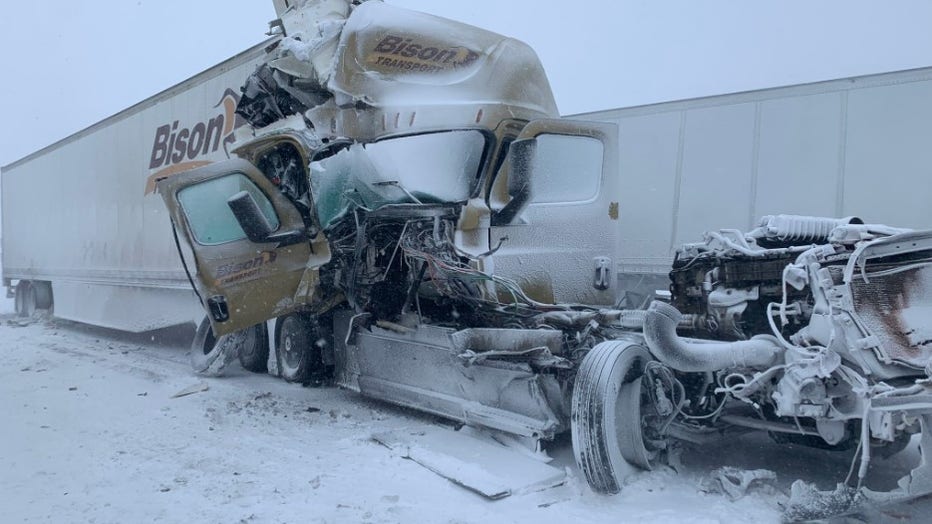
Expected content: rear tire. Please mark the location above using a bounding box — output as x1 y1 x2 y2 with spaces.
238 323 269 373
277 314 327 383
572 340 664 494
15 281 36 317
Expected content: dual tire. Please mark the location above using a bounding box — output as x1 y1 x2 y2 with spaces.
14 280 52 317
189 313 329 382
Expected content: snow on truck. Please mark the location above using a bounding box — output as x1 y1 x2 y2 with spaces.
4 0 932 519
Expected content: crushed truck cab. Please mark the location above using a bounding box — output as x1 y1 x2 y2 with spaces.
158 0 619 448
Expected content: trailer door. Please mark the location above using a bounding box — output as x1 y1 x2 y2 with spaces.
158 159 330 336
489 119 619 306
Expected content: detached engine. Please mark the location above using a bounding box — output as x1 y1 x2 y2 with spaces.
631 215 932 517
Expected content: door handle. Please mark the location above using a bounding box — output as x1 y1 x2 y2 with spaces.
593 257 612 291
207 295 230 322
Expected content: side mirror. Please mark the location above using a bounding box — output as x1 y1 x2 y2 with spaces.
491 138 535 226
228 190 308 246
228 191 275 242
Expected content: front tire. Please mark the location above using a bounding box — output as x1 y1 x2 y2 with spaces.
571 340 665 494
190 317 244 376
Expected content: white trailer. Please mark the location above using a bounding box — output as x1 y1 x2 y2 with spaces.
1 41 270 331
571 66 932 303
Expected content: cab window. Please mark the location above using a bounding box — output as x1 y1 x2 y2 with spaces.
177 173 280 245
529 134 603 204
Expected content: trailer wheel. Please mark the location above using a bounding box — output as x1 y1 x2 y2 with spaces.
571 340 665 494
15 281 36 317
238 323 269 373
190 317 244 376
277 314 326 384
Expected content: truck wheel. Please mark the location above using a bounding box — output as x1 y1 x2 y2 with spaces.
15 281 36 317
571 340 664 494
32 281 53 310
190 317 244 376
277 314 325 383
238 323 269 373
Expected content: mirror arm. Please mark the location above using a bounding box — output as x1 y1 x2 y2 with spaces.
266 228 310 248
490 187 530 226
490 138 535 226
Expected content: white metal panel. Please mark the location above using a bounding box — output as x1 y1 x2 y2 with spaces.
675 103 757 245
615 111 682 275
53 281 203 333
844 80 932 229
755 93 844 220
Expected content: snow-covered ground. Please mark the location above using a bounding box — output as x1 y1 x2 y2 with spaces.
1 302 930 523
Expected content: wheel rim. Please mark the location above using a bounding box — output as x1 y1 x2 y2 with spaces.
615 358 667 470
281 331 303 370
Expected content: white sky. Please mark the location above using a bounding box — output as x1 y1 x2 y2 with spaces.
2 0 931 167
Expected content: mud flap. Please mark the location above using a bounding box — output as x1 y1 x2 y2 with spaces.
784 414 932 521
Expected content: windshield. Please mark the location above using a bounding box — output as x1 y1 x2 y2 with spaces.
311 130 487 229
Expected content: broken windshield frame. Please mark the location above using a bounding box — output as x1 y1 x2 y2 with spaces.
310 129 491 229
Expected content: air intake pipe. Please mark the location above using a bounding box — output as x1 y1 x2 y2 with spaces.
749 215 864 245
643 301 781 372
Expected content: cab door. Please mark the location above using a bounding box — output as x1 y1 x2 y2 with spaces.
158 158 331 336
488 119 619 306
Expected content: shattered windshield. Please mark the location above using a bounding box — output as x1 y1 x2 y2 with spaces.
311 130 486 229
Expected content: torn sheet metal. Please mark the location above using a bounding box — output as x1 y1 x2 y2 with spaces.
699 467 777 501
372 426 565 499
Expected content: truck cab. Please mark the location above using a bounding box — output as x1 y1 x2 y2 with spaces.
157 0 624 450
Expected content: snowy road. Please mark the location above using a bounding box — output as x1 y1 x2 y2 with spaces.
1 308 929 523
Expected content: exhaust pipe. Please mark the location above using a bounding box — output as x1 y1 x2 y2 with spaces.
643 301 781 372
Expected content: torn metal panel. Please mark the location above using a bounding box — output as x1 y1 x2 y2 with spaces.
372 426 565 499
351 323 565 439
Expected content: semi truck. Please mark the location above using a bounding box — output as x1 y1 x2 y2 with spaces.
4 0 932 519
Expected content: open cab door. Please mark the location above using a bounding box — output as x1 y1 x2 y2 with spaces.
158 159 330 336
489 119 620 306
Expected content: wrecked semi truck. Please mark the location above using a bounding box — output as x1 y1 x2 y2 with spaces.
2 0 932 518
153 0 932 518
